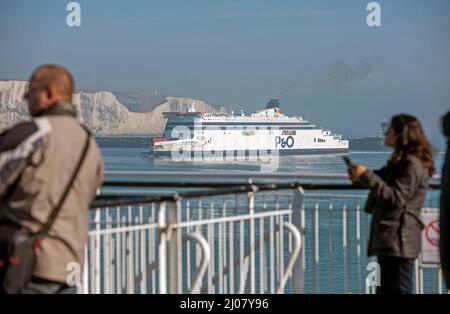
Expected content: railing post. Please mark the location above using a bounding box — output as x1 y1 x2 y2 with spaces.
127 205 133 294
292 187 305 293
248 189 256 294
343 200 348 293
94 208 101 294
158 202 168 294
168 198 182 294
105 208 112 294
83 245 89 294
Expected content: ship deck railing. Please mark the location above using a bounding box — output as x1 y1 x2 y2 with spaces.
82 171 445 294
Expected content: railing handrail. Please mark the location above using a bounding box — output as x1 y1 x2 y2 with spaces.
93 183 359 208
93 182 441 208
104 170 442 181
104 171 352 180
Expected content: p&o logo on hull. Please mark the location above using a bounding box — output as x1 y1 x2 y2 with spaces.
275 136 294 148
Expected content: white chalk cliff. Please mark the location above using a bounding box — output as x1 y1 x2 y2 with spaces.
0 80 225 135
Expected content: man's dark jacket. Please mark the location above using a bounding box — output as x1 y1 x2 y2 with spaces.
359 154 429 259
440 111 450 286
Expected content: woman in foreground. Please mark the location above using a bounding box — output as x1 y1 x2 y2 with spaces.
347 114 435 294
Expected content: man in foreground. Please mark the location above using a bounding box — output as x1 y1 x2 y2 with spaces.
0 64 104 294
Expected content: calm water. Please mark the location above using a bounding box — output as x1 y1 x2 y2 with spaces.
99 145 446 293
100 146 444 179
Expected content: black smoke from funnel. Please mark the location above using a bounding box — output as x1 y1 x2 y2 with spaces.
327 58 379 87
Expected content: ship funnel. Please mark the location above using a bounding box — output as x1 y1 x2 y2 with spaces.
266 98 280 109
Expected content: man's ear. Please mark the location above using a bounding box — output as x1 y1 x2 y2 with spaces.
45 86 53 100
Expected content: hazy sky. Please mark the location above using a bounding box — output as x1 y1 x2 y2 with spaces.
1 0 449 146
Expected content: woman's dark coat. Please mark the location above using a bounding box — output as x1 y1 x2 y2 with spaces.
359 154 429 259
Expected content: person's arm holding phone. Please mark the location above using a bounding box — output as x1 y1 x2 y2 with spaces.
344 156 368 183
345 156 415 210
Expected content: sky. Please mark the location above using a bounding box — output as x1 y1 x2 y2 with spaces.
0 0 449 147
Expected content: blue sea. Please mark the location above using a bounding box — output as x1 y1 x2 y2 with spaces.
100 147 444 175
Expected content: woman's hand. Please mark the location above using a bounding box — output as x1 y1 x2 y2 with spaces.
347 163 368 183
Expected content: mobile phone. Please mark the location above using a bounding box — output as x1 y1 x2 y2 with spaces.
343 156 352 166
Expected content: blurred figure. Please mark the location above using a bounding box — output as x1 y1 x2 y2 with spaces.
347 114 435 294
0 65 103 293
441 111 450 292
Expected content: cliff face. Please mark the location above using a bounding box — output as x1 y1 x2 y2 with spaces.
113 91 167 113
0 80 225 135
0 80 30 129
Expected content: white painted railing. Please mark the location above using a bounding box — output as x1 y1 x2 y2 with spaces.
81 172 444 294
83 188 303 294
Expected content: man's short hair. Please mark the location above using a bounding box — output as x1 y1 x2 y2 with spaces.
30 64 74 99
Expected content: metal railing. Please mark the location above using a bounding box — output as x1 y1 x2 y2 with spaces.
81 171 444 294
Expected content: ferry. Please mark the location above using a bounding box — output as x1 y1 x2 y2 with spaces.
151 99 349 158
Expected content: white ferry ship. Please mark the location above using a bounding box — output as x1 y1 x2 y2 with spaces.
152 99 349 157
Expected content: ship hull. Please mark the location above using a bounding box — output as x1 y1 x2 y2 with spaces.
153 148 348 158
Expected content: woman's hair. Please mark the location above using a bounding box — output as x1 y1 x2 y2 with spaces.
389 114 436 177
